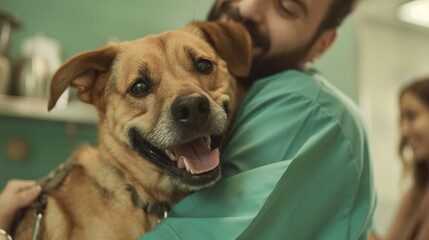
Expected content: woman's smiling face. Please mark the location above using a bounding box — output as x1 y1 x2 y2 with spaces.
400 91 429 161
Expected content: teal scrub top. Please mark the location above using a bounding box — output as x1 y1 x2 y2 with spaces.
142 69 376 240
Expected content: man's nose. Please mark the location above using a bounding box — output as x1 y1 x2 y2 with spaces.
237 0 266 23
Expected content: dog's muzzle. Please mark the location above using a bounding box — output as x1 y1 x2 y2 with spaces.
129 94 228 190
129 128 223 191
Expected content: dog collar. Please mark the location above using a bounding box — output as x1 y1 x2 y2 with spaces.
143 202 169 223
125 183 170 222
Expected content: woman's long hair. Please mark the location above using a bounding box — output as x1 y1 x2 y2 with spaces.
387 78 429 240
398 78 429 199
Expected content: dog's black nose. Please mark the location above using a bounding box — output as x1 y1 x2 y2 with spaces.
171 95 211 127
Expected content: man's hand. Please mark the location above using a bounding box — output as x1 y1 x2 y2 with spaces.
0 180 41 232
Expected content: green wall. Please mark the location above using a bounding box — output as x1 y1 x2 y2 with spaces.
316 17 358 101
1 0 214 61
0 1 358 188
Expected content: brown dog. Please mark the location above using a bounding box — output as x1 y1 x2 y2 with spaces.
13 21 251 240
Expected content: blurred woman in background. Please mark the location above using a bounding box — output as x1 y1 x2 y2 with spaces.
386 77 429 240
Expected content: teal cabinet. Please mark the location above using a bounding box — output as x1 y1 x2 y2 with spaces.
0 116 97 189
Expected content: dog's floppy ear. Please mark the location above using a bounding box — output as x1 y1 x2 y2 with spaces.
187 21 252 78
48 45 118 111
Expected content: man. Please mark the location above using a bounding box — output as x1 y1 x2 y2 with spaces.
142 0 376 239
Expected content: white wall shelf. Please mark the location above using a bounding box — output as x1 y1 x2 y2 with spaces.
0 94 98 124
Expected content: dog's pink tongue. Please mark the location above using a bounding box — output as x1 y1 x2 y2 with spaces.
174 138 220 174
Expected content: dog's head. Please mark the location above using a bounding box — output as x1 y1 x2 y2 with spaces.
48 22 251 191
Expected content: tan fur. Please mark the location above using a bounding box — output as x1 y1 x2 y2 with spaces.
13 22 251 240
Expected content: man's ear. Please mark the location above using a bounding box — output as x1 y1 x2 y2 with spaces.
48 45 118 111
186 21 252 78
305 29 337 64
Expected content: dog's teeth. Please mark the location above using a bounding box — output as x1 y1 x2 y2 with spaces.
207 136 211 150
183 158 195 174
165 150 176 161
183 158 190 171
204 136 211 150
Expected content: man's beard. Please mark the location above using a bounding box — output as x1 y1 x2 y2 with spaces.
241 46 310 87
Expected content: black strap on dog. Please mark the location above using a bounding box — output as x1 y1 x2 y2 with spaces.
11 159 76 238
125 183 170 222
23 159 74 240
32 159 75 240
32 194 47 240
14 158 169 239
143 200 169 222
37 159 76 192
10 208 26 236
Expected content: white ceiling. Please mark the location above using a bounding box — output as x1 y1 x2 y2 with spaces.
356 0 429 36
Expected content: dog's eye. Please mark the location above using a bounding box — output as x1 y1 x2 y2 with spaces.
196 59 213 74
129 80 150 97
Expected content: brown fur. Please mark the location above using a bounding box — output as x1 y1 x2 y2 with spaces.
13 22 251 240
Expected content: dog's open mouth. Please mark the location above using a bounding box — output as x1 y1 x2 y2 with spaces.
129 128 223 189
165 135 221 174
